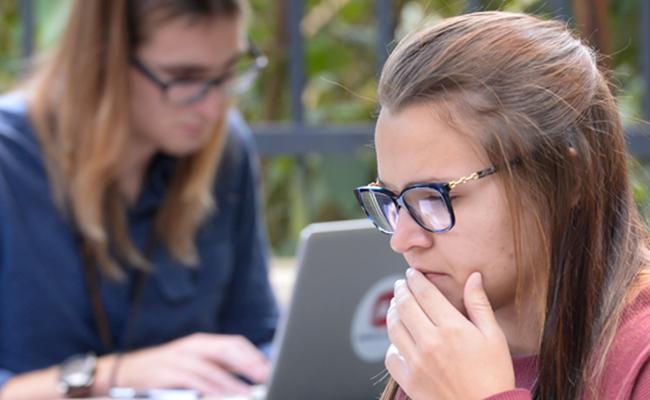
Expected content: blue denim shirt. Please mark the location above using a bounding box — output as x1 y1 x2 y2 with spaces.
0 93 278 387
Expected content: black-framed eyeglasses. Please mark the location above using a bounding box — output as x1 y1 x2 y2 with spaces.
354 165 498 234
131 41 268 106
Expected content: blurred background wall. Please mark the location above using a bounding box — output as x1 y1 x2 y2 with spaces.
1 0 649 259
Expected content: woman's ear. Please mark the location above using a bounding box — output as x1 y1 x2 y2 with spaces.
568 147 578 158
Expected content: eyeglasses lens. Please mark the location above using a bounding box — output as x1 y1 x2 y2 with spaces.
402 188 451 232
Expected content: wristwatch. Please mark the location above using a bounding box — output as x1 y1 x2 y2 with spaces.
58 352 97 398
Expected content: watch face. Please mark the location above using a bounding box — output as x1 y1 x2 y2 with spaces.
67 371 90 386
59 353 97 395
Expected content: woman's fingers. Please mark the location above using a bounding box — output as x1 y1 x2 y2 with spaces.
193 334 270 384
463 272 500 336
405 268 465 326
176 355 251 395
383 271 515 400
384 344 410 390
393 279 438 345
386 297 418 363
117 333 269 396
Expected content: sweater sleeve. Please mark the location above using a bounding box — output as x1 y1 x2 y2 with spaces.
484 389 532 400
631 358 650 399
601 288 650 399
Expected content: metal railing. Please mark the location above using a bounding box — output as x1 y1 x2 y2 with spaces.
252 0 393 155
18 0 650 158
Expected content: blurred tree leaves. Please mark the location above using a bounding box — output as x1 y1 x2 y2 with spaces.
1 0 649 254
0 0 20 89
244 0 650 254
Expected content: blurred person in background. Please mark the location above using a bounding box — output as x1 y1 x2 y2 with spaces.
0 0 278 398
355 11 650 400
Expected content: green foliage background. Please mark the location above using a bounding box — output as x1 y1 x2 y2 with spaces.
1 0 649 254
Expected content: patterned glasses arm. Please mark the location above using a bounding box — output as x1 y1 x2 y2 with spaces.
448 165 497 190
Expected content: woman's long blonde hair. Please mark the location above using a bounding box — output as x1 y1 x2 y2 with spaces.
378 11 650 400
27 0 246 278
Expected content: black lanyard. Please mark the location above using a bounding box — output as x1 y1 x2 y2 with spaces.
80 236 154 352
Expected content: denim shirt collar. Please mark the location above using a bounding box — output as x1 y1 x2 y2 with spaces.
131 153 177 216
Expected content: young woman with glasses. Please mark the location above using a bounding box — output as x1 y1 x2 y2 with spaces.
355 11 650 400
0 1 277 398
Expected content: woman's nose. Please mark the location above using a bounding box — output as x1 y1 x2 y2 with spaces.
389 207 434 254
191 86 225 121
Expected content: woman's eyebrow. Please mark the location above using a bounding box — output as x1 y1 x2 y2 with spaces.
376 176 452 191
157 53 241 77
159 65 207 77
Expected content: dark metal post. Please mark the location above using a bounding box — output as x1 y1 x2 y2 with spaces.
19 0 35 59
288 0 305 125
286 0 308 232
464 0 482 12
549 0 572 21
642 0 650 120
376 0 392 75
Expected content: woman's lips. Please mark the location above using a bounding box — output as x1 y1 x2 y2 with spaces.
423 272 449 285
182 124 204 137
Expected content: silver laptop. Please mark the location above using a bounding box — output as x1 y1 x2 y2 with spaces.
113 220 403 400
257 219 405 400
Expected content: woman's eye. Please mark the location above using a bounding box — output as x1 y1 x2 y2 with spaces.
173 76 204 84
214 70 236 84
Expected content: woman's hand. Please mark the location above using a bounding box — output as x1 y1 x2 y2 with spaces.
385 269 515 400
98 333 270 396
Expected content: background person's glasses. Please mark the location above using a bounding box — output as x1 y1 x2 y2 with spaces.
132 41 268 107
354 165 498 234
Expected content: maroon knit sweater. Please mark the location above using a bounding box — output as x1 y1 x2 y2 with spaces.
395 288 650 400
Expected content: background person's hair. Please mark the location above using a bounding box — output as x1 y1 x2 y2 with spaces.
377 11 650 400
27 0 246 278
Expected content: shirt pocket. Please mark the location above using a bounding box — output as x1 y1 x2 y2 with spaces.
150 255 197 304
151 239 234 305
